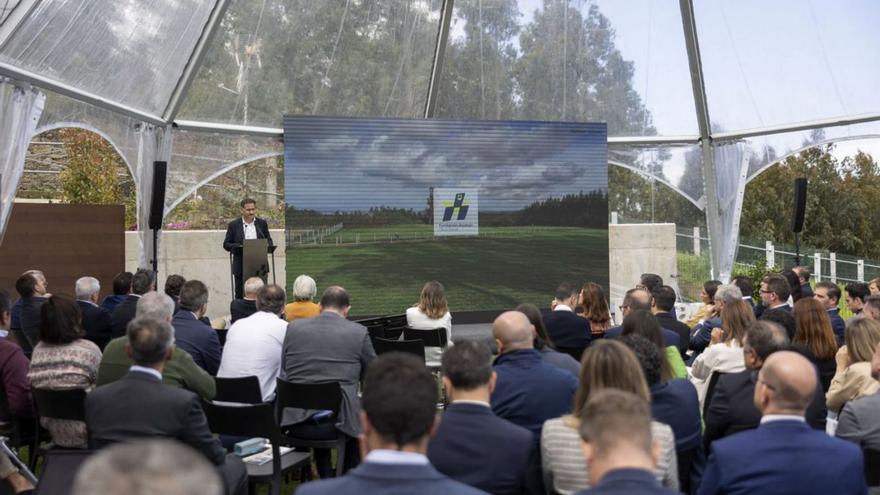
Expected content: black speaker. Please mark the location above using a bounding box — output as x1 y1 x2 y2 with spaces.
148 161 167 231
791 177 807 233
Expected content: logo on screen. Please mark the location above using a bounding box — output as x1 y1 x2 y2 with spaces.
442 193 470 221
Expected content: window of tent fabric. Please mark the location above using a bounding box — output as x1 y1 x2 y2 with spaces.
0 0 216 116
177 0 444 126
694 0 880 132
433 0 698 137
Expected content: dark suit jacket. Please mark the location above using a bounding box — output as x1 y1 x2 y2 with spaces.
801 283 814 298
222 217 272 275
653 311 690 358
651 379 702 452
576 468 679 495
428 402 541 495
230 298 257 324
18 296 46 346
828 308 846 346
77 300 113 350
543 310 591 352
295 461 487 495
172 311 222 376
85 371 226 466
100 294 127 314
606 325 681 350
697 420 866 495
703 369 827 451
110 294 140 339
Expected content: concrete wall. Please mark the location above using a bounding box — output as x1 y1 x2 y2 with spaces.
125 230 286 322
126 224 677 323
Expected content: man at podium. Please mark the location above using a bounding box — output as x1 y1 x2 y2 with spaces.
223 198 274 299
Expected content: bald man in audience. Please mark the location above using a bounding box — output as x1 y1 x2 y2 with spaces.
490 311 577 438
698 352 866 495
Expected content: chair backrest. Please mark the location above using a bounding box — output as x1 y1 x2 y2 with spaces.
33 389 87 421
702 371 725 418
367 325 387 340
371 337 425 360
202 400 280 444
214 376 263 404
865 447 880 486
216 329 228 347
33 449 95 495
275 379 342 413
403 327 447 348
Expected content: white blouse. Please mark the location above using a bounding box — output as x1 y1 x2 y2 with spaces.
405 307 452 366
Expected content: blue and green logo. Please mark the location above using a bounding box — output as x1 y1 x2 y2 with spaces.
442 193 470 221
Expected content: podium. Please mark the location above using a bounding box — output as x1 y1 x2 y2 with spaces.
229 239 277 297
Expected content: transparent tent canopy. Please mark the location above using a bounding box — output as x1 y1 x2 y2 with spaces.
1 0 879 278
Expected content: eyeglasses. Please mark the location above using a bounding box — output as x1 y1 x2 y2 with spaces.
759 289 771 294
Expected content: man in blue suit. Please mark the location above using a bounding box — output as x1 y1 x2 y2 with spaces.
698 351 866 495
575 389 678 495
428 340 541 495
296 353 486 495
814 281 846 345
794 266 814 298
171 280 221 375
544 282 591 360
605 288 680 349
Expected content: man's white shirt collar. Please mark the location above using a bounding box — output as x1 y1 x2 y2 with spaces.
365 450 429 465
129 365 162 381
554 304 574 313
760 414 805 424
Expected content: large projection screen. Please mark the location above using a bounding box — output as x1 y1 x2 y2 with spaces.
284 116 608 319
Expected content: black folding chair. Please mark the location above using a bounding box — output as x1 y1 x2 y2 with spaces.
202 400 310 495
403 327 448 348
370 337 425 361
33 449 95 495
31 388 87 471
214 376 263 404
275 379 347 478
216 329 229 347
702 371 725 418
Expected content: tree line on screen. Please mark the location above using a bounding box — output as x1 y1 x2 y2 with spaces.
286 190 608 229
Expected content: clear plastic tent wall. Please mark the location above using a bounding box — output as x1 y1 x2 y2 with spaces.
0 0 879 280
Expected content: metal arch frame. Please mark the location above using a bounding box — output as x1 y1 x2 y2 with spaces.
608 160 704 211
0 0 41 47
163 0 233 123
32 121 137 179
424 0 455 118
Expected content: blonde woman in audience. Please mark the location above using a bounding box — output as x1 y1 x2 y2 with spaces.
284 274 320 321
27 294 102 448
541 340 678 494
690 298 753 403
869 277 880 296
826 318 880 413
578 282 611 336
791 297 838 393
406 281 452 364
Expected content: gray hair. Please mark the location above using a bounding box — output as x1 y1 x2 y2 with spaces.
127 317 175 366
75 276 101 300
136 292 175 322
293 274 317 301
72 439 222 495
714 284 743 304
243 276 265 297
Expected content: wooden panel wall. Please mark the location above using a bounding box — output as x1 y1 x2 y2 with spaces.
0 203 125 301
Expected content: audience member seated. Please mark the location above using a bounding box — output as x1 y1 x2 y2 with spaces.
406 281 453 365
684 279 720 328
651 285 690 359
544 282 592 360
732 275 755 308
605 289 680 351
689 284 742 356
791 297 838 392
836 338 880 451
517 303 580 376
427 340 541 495
759 307 796 340
297 353 486 495
826 317 880 414
622 335 702 489
12 271 48 346
491 311 577 438
703 321 827 451
814 281 847 345
164 274 186 314
85 318 247 495
620 310 686 379
781 269 804 303
793 266 813 299
575 389 679 495
0 291 33 436
230 276 263 324
100 271 132 314
26 294 101 448
541 340 678 494
579 282 611 337
110 268 155 339
755 274 792 321
284 274 319 322
697 351 866 495
72 439 223 495
171 280 221 375
281 286 375 478
870 278 880 296
217 284 287 401
864 295 880 323
98 292 215 400
845 282 869 321
639 273 664 294
74 276 113 351
690 299 753 404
